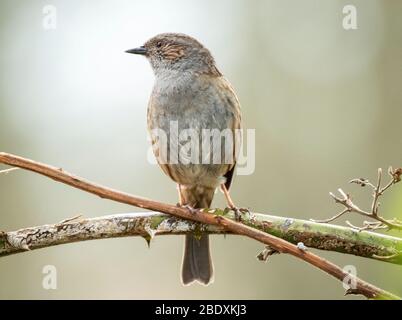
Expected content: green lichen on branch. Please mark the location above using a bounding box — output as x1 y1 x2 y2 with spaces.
2 211 401 266
208 209 402 264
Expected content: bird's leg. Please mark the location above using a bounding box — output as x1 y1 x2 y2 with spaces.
176 184 198 215
177 184 185 206
220 184 249 221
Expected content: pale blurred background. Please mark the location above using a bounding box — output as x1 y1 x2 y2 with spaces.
0 0 401 299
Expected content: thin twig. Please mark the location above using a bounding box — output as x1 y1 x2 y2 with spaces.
311 209 350 223
0 152 400 300
0 167 19 174
322 167 402 231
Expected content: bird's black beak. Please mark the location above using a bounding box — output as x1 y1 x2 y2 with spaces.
125 46 147 55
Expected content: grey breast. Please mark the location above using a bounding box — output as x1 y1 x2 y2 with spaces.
148 72 236 188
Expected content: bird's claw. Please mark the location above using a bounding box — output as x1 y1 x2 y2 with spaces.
226 206 249 221
181 204 198 215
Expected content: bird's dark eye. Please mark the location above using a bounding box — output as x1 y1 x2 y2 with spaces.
156 41 162 48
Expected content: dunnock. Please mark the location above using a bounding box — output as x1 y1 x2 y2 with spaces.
126 33 242 285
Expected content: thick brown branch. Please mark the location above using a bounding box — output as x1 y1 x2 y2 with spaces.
0 152 399 300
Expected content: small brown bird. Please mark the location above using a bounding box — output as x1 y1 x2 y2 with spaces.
126 33 242 285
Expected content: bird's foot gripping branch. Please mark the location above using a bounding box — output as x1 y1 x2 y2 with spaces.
0 152 401 299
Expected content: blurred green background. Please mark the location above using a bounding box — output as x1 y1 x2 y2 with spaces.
0 0 401 299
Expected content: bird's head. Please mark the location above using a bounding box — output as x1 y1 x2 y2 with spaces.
126 33 221 76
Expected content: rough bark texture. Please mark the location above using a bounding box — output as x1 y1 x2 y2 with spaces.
1 211 401 265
